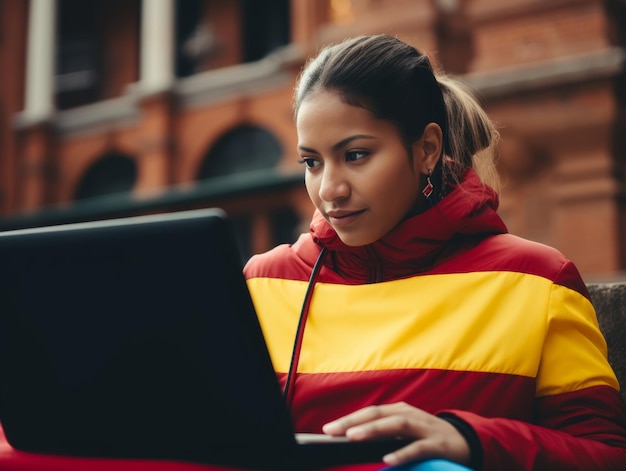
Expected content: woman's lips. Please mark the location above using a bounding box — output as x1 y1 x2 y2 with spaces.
326 209 366 227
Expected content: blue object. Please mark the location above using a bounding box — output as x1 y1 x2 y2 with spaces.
380 459 473 471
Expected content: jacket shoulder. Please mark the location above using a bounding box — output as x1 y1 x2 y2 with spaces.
243 233 320 282
437 234 589 296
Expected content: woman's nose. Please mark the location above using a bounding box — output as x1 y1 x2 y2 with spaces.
318 166 350 202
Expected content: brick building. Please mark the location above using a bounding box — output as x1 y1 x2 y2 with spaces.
0 0 625 278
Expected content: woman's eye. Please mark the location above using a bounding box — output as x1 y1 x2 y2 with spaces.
346 150 368 162
298 158 320 169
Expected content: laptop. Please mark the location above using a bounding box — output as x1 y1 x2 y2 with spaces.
0 208 409 469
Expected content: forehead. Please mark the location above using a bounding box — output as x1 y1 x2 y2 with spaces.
296 91 394 143
297 90 359 121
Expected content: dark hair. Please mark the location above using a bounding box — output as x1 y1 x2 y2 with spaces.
294 35 499 190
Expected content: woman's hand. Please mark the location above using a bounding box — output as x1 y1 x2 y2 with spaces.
322 402 471 467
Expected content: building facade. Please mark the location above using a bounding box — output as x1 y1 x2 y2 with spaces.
0 0 625 278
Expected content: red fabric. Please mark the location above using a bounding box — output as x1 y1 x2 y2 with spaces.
446 386 626 470
309 169 507 283
280 370 536 433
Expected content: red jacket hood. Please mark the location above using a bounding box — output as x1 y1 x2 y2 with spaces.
308 169 507 282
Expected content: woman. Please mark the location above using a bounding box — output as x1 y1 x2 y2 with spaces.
243 35 626 470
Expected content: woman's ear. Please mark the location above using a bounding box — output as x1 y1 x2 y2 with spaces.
413 123 443 174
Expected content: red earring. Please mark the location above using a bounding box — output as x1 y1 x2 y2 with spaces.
422 171 434 198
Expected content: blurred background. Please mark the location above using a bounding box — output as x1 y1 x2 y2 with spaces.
0 0 625 280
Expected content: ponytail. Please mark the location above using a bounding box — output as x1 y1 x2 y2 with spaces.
436 74 500 192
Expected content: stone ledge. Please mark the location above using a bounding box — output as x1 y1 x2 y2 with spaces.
462 47 625 100
588 282 626 400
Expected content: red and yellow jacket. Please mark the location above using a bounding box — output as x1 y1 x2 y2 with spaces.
244 170 626 470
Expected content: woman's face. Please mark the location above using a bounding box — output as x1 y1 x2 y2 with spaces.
296 90 428 247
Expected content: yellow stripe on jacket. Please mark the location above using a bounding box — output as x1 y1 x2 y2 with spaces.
246 270 618 397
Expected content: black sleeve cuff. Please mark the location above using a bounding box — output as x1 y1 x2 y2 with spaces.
438 413 483 470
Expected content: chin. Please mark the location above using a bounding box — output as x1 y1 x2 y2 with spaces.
336 233 377 247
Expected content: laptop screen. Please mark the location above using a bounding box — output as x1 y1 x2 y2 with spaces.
0 209 297 462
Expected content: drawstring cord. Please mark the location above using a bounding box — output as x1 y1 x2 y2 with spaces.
282 246 328 409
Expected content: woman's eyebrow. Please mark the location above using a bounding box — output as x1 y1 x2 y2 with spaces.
298 134 376 154
332 134 376 151
297 144 318 154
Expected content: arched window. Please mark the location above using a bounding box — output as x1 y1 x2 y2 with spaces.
197 125 282 180
74 152 137 201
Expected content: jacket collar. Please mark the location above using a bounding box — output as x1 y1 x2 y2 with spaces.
308 169 507 282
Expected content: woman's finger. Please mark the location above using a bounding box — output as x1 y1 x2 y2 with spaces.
383 438 442 466
344 413 428 441
322 402 417 435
